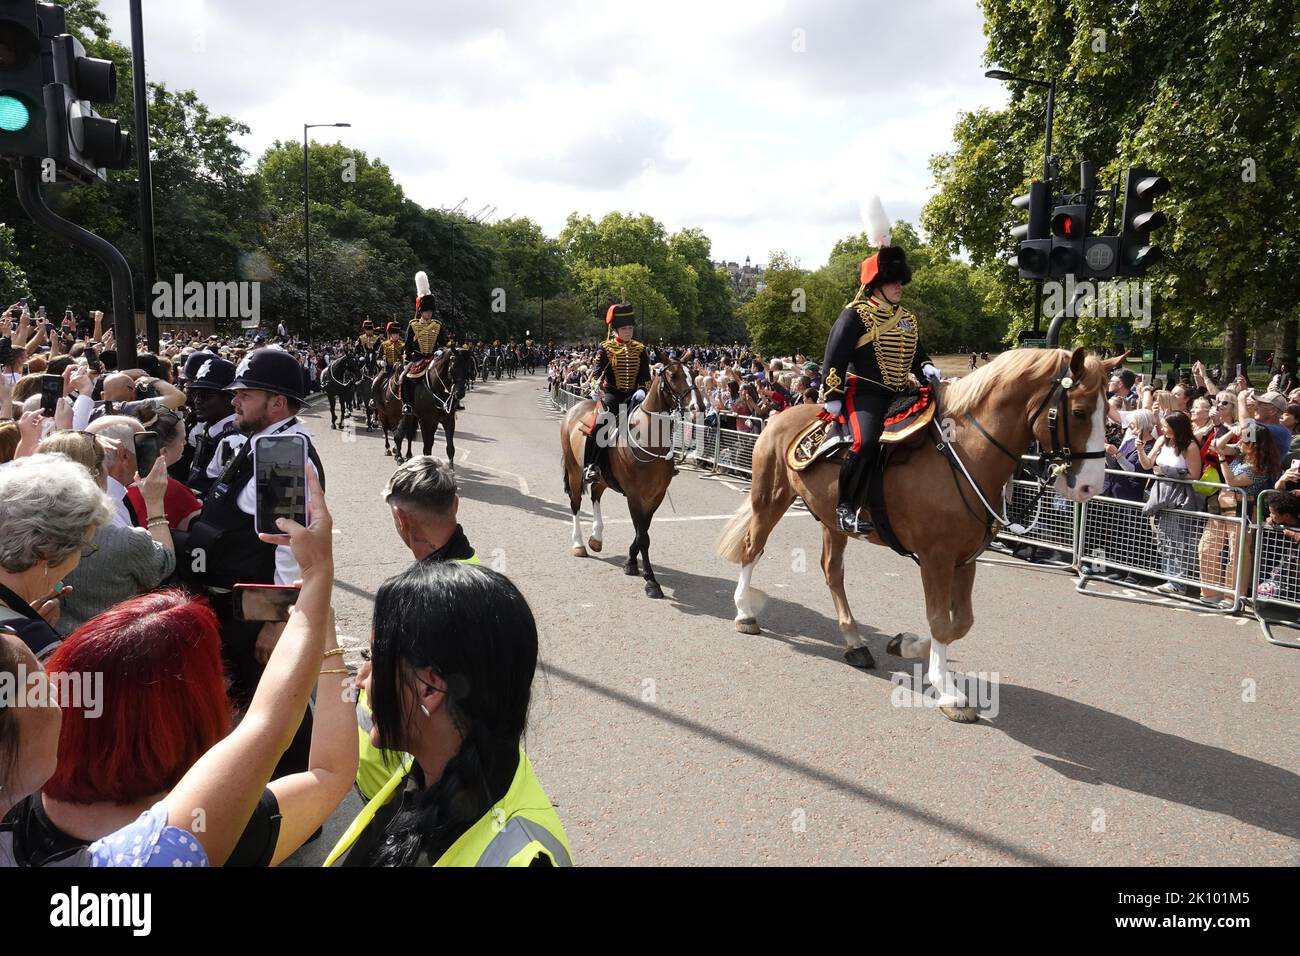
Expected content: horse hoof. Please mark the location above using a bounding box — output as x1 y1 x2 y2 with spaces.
645 582 663 599
623 562 638 576
885 635 903 656
735 618 760 635
571 546 588 558
939 705 980 724
587 538 602 553
844 646 876 669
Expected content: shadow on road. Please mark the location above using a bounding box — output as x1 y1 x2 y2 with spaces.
984 684 1300 844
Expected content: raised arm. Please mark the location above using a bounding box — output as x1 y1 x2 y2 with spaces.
162 469 333 866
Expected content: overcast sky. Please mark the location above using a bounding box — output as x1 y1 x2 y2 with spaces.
97 0 1010 267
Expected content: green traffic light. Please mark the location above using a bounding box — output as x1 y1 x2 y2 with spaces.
0 93 31 132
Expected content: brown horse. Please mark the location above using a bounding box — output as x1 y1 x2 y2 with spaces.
717 347 1121 721
560 353 697 598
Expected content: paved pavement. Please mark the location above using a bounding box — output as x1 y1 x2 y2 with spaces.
285 374 1300 866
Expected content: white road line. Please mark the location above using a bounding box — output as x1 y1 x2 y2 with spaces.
603 512 815 524
469 460 529 495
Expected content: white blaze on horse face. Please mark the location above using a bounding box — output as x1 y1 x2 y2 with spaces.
927 639 968 709
1057 392 1107 502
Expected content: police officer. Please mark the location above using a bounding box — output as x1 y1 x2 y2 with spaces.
183 347 324 776
182 352 237 497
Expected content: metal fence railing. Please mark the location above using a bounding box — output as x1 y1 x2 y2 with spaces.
1250 495 1300 648
1075 470 1250 614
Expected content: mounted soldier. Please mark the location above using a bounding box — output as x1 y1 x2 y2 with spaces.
582 301 651 486
820 197 940 535
355 318 381 369
401 271 447 415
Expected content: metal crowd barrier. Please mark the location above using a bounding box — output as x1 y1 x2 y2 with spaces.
991 455 1079 564
1076 470 1249 614
1250 495 1300 648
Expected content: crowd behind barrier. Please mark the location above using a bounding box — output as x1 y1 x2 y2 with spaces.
549 381 1300 640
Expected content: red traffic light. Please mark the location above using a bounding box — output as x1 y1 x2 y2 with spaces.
1052 211 1082 238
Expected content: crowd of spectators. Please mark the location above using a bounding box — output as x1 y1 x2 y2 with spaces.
0 298 568 868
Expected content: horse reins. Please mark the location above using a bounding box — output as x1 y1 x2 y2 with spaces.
624 363 693 463
934 359 1105 536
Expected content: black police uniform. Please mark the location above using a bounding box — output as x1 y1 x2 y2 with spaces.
182 353 238 497
181 348 325 778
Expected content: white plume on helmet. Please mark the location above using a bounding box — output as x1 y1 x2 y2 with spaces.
860 195 892 248
414 270 431 298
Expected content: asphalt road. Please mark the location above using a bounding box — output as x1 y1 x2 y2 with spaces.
285 374 1299 866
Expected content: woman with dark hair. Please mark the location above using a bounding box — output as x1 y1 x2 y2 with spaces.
325 561 570 867
0 587 356 866
1138 410 1203 594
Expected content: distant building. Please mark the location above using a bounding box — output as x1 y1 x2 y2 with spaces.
715 255 765 297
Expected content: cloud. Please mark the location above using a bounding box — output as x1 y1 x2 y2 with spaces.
97 0 1008 264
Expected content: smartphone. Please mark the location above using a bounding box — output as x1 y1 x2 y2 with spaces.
18 297 26 308
84 346 97 368
133 430 161 478
40 374 62 416
233 583 300 622
1236 364 1243 378
36 305 46 318
254 433 309 534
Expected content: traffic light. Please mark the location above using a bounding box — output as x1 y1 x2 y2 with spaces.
1049 203 1088 277
1009 180 1050 279
1118 167 1169 276
0 0 46 159
42 8 129 184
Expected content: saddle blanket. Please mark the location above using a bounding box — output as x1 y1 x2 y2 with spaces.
404 358 435 379
787 386 935 471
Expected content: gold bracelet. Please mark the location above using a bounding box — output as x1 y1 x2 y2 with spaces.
319 668 349 675
147 517 169 529
323 647 346 659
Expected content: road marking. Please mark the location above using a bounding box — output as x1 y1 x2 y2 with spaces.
469 460 529 495
603 512 815 524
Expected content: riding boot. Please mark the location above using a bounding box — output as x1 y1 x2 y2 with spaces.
582 422 601 485
836 449 875 536
399 376 413 416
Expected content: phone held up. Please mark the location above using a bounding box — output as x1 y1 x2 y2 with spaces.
133 430 161 479
40 374 62 416
233 583 300 622
254 433 309 535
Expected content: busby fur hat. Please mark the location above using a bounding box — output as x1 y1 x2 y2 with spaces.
414 271 435 315
605 302 635 328
857 194 912 288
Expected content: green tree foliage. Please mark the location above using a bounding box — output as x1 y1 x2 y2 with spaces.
924 0 1300 366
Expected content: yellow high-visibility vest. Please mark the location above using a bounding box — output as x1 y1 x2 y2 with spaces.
324 747 572 867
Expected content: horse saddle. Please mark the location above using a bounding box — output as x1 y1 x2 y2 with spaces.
404 357 434 380
786 386 936 471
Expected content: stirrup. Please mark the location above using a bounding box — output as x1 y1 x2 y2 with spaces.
401 403 413 415
836 505 873 536
583 464 600 484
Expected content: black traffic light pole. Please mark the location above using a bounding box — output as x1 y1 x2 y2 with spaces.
11 157 137 368
129 0 158 354
1044 282 1089 349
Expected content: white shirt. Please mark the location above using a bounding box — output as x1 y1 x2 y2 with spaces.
105 476 132 528
207 416 317 584
189 412 236 450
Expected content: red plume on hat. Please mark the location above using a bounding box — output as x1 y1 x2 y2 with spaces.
857 195 912 287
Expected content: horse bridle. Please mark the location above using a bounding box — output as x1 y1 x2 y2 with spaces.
936 360 1106 538
623 363 694 463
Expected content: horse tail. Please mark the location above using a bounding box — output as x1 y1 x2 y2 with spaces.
562 456 570 498
716 498 754 565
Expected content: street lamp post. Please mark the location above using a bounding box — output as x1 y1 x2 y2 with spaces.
303 121 351 343
986 69 1058 335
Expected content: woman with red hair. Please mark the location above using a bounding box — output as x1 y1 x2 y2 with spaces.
0 584 357 866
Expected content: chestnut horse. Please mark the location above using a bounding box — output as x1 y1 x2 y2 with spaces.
717 347 1121 721
560 354 697 598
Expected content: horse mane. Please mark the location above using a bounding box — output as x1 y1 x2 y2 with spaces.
943 348 1104 417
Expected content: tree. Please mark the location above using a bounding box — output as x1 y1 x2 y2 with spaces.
924 0 1300 368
